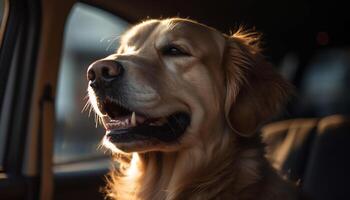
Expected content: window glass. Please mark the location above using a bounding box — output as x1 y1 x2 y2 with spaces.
54 2 129 164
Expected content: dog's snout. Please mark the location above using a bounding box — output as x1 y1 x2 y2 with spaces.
87 60 124 86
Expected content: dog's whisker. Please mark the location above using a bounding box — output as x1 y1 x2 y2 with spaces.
98 115 104 126
83 94 90 100
100 35 120 43
97 141 104 151
82 99 91 113
99 115 104 127
94 113 100 127
88 105 93 117
105 35 122 51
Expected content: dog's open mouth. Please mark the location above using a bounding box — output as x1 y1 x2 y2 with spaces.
100 97 191 143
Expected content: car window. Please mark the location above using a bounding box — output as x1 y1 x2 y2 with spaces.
0 0 9 169
54 2 129 164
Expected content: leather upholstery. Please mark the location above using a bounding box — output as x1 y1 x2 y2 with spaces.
262 115 350 200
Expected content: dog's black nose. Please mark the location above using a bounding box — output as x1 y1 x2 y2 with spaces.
87 59 124 87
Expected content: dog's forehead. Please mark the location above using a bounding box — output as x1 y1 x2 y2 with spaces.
163 19 221 35
120 20 160 45
120 19 224 47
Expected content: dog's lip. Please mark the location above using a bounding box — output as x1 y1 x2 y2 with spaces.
97 96 191 143
105 112 191 143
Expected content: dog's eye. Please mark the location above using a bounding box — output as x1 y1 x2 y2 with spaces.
162 45 189 56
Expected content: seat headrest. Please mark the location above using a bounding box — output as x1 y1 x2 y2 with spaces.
298 49 350 117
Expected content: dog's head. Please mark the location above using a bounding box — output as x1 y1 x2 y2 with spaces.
87 18 291 153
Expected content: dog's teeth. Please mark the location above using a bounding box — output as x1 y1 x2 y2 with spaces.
131 112 137 126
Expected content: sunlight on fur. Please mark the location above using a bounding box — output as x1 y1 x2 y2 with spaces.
127 153 141 178
123 45 137 55
88 87 103 116
102 135 125 154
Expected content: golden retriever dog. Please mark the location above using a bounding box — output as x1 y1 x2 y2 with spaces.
87 18 304 200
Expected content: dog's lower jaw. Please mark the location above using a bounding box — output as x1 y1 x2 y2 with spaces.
105 129 300 200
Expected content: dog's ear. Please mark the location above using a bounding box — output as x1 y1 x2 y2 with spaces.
223 29 292 137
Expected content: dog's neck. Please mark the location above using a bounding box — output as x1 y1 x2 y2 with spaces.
107 128 271 200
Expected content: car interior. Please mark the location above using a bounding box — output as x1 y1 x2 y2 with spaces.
0 0 349 199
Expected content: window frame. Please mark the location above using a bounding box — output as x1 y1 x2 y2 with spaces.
0 0 41 173
0 0 41 199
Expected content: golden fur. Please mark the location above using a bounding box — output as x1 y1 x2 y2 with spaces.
88 18 303 200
